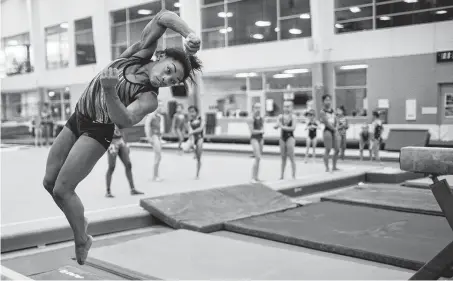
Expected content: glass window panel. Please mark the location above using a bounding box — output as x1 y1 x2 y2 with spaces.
166 0 181 12
377 0 452 15
335 5 372 21
165 35 183 48
201 5 225 29
45 25 68 69
202 29 225 49
335 19 372 33
227 0 278 46
335 88 367 116
265 71 312 90
111 45 127 60
59 32 69 68
2 33 33 76
128 2 161 21
335 68 367 87
280 0 310 17
75 17 93 32
203 0 224 5
130 20 148 43
335 0 372 9
265 91 284 116
280 17 311 40
293 90 313 112
75 32 96 65
250 76 263 90
111 24 127 44
111 9 127 24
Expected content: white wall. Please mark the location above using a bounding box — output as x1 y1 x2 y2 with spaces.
1 0 29 37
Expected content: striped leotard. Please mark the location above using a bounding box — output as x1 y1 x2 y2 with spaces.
76 56 158 124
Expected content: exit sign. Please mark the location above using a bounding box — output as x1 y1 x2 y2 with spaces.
437 51 453 63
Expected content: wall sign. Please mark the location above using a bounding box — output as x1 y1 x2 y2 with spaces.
406 99 417 121
437 51 453 63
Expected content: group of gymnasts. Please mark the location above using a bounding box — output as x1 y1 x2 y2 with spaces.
249 93 384 182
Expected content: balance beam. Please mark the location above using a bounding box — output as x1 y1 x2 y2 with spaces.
400 147 453 280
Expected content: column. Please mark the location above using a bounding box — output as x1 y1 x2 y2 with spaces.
26 0 46 84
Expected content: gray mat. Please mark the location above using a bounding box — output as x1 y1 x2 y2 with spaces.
402 175 453 189
87 230 412 280
140 184 297 232
321 184 443 216
225 202 452 271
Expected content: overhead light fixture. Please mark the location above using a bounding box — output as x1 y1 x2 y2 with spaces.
404 0 417 3
379 16 391 20
255 21 271 27
335 23 344 28
65 87 70 92
339 64 368 70
289 28 302 35
217 12 233 18
219 27 233 33
273 73 294 79
48 91 55 97
274 27 280 32
138 9 152 15
235 72 257 78
60 22 68 29
436 10 447 14
174 2 181 8
7 40 18 46
284 68 309 74
252 34 264 40
300 13 310 19
349 6 361 13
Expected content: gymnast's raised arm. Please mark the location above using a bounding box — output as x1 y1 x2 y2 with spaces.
119 9 197 60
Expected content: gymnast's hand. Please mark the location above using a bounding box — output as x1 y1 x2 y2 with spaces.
184 33 201 55
100 68 119 91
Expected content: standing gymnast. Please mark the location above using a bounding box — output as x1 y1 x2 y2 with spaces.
336 106 349 160
145 100 164 181
304 109 318 163
188 105 205 179
249 103 264 183
275 100 297 180
105 126 144 198
42 8 201 265
171 103 187 153
371 110 384 163
320 94 339 172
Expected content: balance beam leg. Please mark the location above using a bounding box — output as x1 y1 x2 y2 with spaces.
431 179 453 231
409 240 453 280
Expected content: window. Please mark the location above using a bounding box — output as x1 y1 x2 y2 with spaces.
334 65 368 117
1 91 40 121
110 1 182 60
75 17 96 66
335 0 453 33
45 24 69 69
201 0 311 50
1 33 33 76
46 88 72 121
445 93 453 117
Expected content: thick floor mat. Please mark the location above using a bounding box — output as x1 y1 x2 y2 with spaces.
402 176 453 189
87 229 411 280
321 184 443 216
365 167 423 184
225 202 452 271
140 184 297 232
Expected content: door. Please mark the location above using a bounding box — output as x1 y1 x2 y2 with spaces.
247 90 265 116
439 84 453 124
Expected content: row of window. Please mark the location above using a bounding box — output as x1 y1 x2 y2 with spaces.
335 0 453 33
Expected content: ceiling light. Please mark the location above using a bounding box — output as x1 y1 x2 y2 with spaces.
255 21 271 27
379 16 391 20
252 34 264 40
339 64 368 70
335 23 344 28
7 40 18 46
274 27 280 32
60 23 68 29
300 13 310 19
138 9 152 15
273 73 294 79
217 12 233 18
65 87 70 92
235 73 257 78
289 28 302 35
219 27 233 33
284 68 309 74
436 10 447 14
174 2 181 8
349 6 361 13
404 0 418 3
48 91 55 97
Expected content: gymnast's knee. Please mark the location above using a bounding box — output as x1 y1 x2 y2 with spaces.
52 179 75 200
43 177 55 194
124 162 132 171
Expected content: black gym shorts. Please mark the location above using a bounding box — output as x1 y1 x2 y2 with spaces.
65 110 115 150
